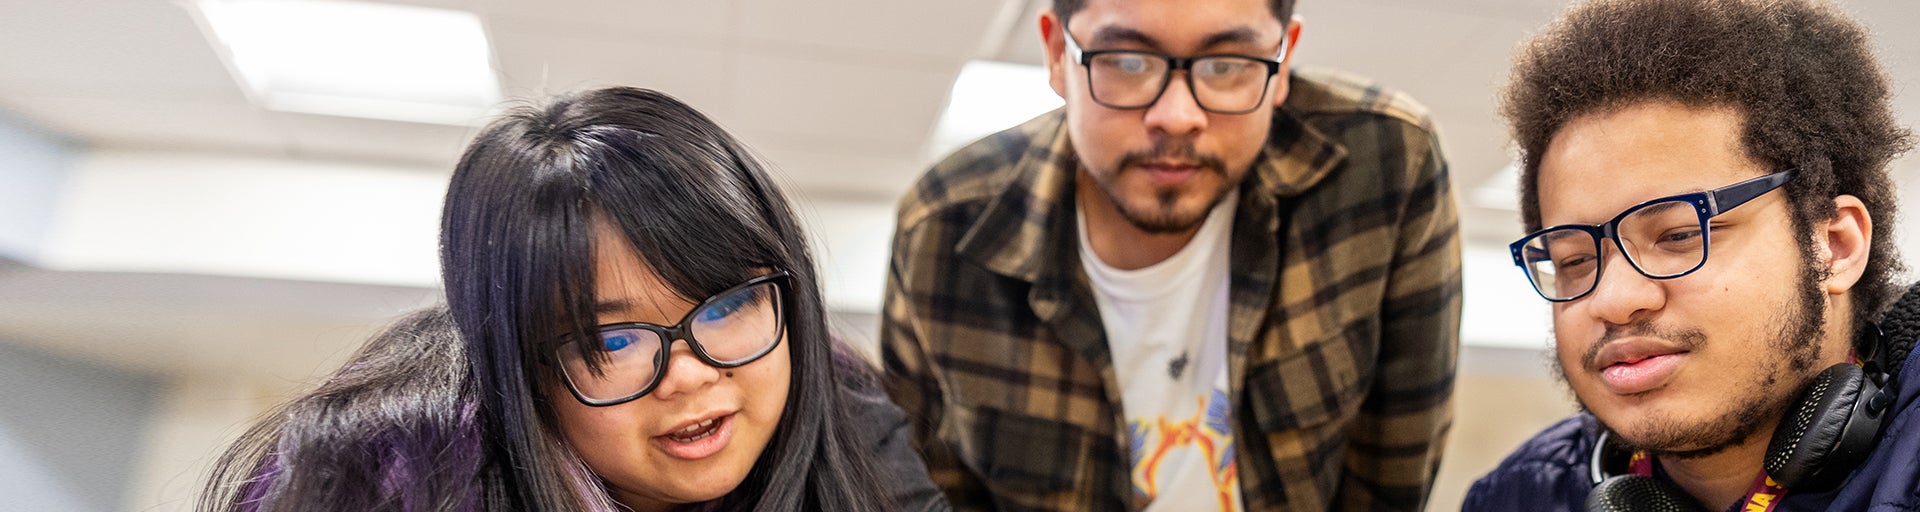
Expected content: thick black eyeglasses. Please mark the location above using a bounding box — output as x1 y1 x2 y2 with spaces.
553 271 789 407
1510 170 1795 302
1061 23 1287 114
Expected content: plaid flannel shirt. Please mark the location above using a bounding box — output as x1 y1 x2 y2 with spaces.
881 68 1462 511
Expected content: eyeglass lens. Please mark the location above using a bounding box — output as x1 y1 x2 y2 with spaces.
1086 52 1272 112
556 281 783 402
1520 199 1706 300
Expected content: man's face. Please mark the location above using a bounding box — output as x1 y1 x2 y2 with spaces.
1535 101 1838 458
1042 0 1295 233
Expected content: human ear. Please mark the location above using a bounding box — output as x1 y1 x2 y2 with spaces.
1819 195 1872 295
1040 10 1068 99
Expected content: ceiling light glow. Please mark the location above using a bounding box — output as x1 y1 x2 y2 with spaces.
194 0 502 125
926 60 1064 161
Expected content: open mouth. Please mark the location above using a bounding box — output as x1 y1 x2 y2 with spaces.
655 412 736 460
665 415 725 443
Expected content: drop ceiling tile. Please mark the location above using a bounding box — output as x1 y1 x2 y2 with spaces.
275 112 475 168
489 29 736 122
0 0 239 95
478 0 733 42
731 0 1007 60
0 95 286 153
752 144 923 200
728 52 956 150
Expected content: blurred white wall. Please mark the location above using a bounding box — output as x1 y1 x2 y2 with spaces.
0 110 75 262
0 341 161 512
42 150 445 286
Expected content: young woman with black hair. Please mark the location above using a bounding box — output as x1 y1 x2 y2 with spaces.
201 87 945 512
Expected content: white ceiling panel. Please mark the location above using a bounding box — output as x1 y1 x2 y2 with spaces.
729 52 956 151
987 0 1050 65
754 143 923 200
1344 0 1565 24
0 1 236 95
476 0 734 42
488 29 738 123
277 112 476 167
731 0 1010 60
3 96 286 154
1292 2 1491 80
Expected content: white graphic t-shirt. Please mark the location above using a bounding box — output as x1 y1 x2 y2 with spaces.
1078 191 1242 511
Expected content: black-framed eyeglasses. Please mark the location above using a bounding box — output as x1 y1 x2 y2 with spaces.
1510 170 1795 302
552 271 789 407
1061 23 1287 115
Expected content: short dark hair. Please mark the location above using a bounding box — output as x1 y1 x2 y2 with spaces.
1052 0 1296 26
1503 0 1913 338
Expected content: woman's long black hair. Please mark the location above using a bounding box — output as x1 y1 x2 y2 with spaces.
438 86 890 511
197 306 501 511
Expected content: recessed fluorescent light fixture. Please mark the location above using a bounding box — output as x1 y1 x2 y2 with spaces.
192 0 502 125
926 60 1063 161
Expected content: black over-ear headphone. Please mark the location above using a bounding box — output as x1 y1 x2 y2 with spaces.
1585 431 1707 512
1761 344 1890 490
1583 280 1919 512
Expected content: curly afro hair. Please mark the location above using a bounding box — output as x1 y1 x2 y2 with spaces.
1503 0 1913 337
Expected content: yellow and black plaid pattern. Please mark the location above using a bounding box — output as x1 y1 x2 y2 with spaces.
882 68 1462 512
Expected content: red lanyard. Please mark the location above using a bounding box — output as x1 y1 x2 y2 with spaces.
1628 451 1788 512
1614 352 1865 510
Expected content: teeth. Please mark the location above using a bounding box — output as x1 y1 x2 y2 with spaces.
669 429 715 443
667 418 720 443
674 418 718 437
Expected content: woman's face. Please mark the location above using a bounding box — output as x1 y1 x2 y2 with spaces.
546 222 792 512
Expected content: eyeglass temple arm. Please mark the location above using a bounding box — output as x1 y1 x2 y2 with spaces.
1709 170 1795 214
1060 22 1090 64
1272 30 1291 60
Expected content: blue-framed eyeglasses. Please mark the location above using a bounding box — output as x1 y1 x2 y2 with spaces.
1510 170 1795 302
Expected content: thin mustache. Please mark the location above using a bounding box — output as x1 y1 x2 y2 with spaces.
1580 322 1707 368
1118 139 1226 174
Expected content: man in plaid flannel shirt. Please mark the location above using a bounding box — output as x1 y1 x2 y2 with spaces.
881 0 1461 510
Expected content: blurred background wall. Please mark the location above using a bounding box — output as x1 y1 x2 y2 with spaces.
0 0 1915 510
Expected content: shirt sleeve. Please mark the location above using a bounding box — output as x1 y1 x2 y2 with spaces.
833 344 954 512
1337 124 1464 510
880 216 998 511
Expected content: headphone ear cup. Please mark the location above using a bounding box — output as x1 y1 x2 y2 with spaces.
1829 373 1887 473
1586 475 1708 512
1765 363 1871 489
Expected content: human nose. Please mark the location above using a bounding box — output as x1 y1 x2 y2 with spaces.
647 341 721 401
1581 244 1667 327
1142 71 1207 137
